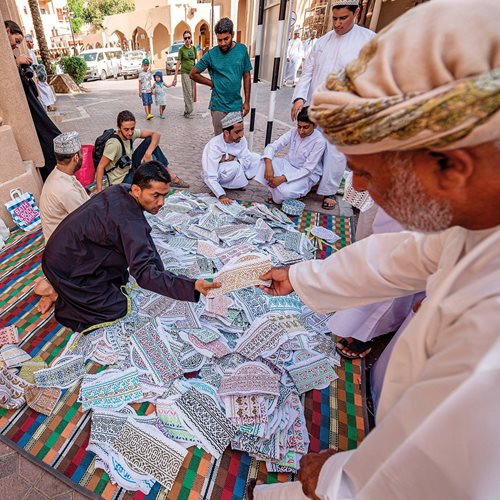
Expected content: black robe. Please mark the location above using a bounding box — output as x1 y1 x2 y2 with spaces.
42 185 199 332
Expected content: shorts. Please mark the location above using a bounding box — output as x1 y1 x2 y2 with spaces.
141 93 153 106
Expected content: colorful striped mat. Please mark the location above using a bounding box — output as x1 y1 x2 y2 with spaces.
0 210 367 500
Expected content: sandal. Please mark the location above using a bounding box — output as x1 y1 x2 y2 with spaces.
170 176 190 188
336 337 373 359
322 196 336 210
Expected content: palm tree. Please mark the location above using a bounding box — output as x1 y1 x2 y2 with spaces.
27 0 53 75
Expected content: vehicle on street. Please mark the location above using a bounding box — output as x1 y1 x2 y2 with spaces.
165 42 184 74
80 48 123 81
120 50 148 79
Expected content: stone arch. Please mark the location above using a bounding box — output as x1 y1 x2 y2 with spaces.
237 0 247 43
153 23 171 62
194 19 210 53
111 30 128 50
95 42 102 48
85 43 93 50
173 21 190 43
132 26 149 52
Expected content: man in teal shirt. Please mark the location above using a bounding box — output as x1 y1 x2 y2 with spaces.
190 17 252 135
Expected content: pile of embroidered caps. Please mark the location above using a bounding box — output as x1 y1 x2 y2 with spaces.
4 192 341 494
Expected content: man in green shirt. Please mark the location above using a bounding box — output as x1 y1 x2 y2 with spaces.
190 17 252 135
173 29 197 118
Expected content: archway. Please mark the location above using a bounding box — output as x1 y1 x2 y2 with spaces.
85 43 93 50
132 26 149 52
194 20 210 53
237 0 247 43
95 42 102 48
111 30 127 50
153 23 171 62
173 21 190 43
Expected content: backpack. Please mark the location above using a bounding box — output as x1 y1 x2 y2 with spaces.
93 129 131 170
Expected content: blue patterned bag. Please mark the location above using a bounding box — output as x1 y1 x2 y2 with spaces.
5 189 41 232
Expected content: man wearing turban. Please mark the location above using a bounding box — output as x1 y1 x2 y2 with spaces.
252 0 500 498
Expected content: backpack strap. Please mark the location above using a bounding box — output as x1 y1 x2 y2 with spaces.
106 133 133 173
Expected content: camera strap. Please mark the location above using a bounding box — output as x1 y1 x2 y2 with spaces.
105 134 133 173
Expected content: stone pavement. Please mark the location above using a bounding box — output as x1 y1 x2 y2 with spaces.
54 76 353 217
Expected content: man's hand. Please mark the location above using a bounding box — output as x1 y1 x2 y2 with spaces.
218 195 232 205
291 98 305 121
259 267 294 296
264 161 274 182
268 175 286 188
16 54 33 66
220 154 235 163
297 449 337 500
172 77 177 86
194 279 221 296
242 101 250 117
142 152 153 163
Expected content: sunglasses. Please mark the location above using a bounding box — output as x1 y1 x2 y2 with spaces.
184 36 191 40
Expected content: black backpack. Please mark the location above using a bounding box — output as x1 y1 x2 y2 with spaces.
93 129 130 169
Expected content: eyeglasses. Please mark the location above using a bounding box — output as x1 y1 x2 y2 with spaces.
184 36 191 40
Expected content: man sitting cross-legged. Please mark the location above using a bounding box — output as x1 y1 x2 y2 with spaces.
201 111 260 205
254 106 326 204
40 161 220 333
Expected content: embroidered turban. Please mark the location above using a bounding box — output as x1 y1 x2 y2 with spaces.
310 0 500 153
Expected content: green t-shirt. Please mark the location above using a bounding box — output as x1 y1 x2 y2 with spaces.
178 45 197 74
195 42 252 113
102 129 141 185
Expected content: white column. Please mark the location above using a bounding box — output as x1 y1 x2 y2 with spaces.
148 36 154 64
369 0 383 31
231 0 239 39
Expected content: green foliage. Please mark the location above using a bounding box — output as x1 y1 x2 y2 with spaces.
83 0 135 30
60 56 87 85
68 0 85 33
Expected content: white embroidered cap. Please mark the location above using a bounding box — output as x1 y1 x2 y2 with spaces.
332 0 360 6
53 131 81 155
221 112 243 129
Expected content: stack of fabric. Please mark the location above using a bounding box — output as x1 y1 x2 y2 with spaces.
2 192 341 494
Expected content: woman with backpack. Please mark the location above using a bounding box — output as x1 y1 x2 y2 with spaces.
94 110 189 192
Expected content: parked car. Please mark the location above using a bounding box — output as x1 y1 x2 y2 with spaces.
165 42 184 74
80 48 123 81
120 50 148 79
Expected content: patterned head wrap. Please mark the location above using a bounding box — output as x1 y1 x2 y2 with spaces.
154 71 163 82
310 0 500 153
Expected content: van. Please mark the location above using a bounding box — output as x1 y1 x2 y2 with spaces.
80 48 123 81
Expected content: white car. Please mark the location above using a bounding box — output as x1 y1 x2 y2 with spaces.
81 48 123 81
165 42 184 74
120 50 148 79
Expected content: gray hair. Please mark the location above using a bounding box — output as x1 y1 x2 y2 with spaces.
215 17 233 35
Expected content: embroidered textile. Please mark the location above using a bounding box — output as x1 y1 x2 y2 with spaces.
33 355 86 389
0 345 31 367
17 356 47 384
0 325 19 346
288 354 339 393
0 365 31 409
218 362 280 397
24 386 61 415
215 242 257 265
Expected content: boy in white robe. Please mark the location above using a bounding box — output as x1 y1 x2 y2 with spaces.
250 0 500 498
254 106 326 204
201 111 260 204
291 1 375 209
284 31 304 85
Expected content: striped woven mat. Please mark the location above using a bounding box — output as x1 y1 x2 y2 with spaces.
0 210 367 500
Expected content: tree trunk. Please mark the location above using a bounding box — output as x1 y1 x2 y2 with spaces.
27 0 53 75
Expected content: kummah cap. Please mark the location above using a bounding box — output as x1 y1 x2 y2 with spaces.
25 34 33 42
281 199 305 216
142 58 150 65
221 112 243 129
53 131 81 155
332 0 359 6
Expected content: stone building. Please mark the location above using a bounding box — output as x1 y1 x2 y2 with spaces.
0 2 44 228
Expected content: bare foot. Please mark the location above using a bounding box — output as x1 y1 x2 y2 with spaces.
34 277 58 314
336 337 373 359
247 479 264 500
37 296 56 314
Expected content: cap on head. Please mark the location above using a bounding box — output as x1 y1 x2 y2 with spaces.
332 0 359 6
25 34 33 42
53 131 81 155
221 111 243 130
142 58 150 65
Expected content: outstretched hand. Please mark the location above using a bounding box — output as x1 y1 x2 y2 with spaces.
259 267 294 296
297 449 337 500
195 279 221 296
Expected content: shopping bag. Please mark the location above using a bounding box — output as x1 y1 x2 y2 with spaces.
342 172 374 212
74 144 96 188
4 189 41 232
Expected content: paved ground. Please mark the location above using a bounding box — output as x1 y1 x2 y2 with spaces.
53 75 353 216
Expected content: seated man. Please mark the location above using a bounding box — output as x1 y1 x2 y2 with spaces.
36 131 90 314
95 110 189 193
201 111 260 204
254 106 326 204
41 161 219 333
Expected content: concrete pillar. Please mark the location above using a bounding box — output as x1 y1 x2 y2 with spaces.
369 0 383 31
231 0 239 38
0 10 44 168
148 35 154 64
129 38 134 50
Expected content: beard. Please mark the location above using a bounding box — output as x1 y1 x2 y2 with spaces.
382 155 453 233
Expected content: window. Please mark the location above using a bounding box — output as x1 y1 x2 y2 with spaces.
40 8 46 14
56 8 64 21
23 7 28 15
98 53 104 61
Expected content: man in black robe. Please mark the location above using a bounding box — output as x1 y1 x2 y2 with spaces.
41 161 219 332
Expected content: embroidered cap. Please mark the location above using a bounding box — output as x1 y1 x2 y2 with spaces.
332 0 359 6
221 111 243 129
53 131 81 155
25 34 33 42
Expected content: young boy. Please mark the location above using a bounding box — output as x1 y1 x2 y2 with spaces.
138 58 154 120
254 106 326 204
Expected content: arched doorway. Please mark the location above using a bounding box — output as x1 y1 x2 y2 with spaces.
132 27 149 52
85 43 93 50
153 23 171 62
111 30 127 50
194 20 210 53
173 21 190 43
237 0 247 44
95 42 102 48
